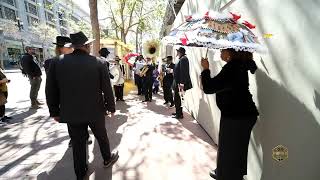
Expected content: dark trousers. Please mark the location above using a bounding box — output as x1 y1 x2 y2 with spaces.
134 74 143 95
68 119 112 178
114 85 124 100
67 125 89 142
143 79 153 101
216 116 257 180
163 77 173 104
0 92 8 117
174 85 182 116
29 77 42 104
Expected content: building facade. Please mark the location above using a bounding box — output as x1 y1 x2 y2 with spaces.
0 0 90 67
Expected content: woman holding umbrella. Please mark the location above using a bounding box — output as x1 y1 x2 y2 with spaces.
201 49 259 180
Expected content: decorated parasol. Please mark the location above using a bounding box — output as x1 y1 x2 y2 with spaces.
124 53 140 66
162 11 266 53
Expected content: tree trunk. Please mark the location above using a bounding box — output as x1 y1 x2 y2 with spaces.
135 26 139 53
89 0 100 56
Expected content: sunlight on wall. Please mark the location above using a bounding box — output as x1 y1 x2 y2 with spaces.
167 0 320 180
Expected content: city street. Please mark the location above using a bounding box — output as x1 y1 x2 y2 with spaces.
0 70 217 180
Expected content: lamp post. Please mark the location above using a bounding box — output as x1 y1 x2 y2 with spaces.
0 29 5 69
16 18 25 53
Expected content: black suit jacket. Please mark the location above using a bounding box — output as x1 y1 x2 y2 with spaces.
21 53 42 77
45 49 115 124
174 55 192 91
44 57 57 74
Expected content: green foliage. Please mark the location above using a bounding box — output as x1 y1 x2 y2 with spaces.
103 0 166 42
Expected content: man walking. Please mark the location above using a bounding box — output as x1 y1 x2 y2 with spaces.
21 46 43 109
172 47 192 119
46 31 119 179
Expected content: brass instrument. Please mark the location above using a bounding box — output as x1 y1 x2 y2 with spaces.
139 65 149 77
143 39 160 61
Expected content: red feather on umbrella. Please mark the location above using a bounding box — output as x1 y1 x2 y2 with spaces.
242 21 256 29
185 15 193 21
204 11 210 20
180 33 189 45
229 12 241 21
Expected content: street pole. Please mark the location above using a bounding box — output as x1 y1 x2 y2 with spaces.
0 29 4 69
16 18 25 53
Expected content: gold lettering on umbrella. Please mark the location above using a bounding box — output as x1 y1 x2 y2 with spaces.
207 21 239 34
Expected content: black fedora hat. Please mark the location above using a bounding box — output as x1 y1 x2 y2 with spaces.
176 47 186 55
53 36 72 47
70 31 94 47
99 48 110 56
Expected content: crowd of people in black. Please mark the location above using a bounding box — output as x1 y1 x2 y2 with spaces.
0 29 259 180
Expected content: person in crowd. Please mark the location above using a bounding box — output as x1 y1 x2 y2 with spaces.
141 57 155 102
162 56 175 108
133 55 145 95
46 31 119 180
152 65 160 94
21 46 43 109
113 56 125 101
44 36 91 148
99 48 114 79
44 36 73 74
200 48 259 180
172 47 192 119
0 68 11 124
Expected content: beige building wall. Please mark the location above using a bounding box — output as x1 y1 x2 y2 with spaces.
165 0 320 180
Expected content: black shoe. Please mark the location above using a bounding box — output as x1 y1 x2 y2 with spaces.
1 117 9 123
3 116 12 120
104 150 119 168
209 169 217 179
142 100 149 102
169 104 174 108
172 115 183 119
172 112 176 116
163 101 169 105
68 140 72 147
120 99 125 101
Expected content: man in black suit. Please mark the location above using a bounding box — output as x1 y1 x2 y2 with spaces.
46 31 119 180
44 36 73 74
172 47 192 119
163 56 175 107
142 57 155 102
21 46 43 109
99 48 114 79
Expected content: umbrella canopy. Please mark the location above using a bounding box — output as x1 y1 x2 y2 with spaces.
124 53 140 66
162 11 266 53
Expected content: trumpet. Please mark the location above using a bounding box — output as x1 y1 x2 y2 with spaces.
139 65 149 77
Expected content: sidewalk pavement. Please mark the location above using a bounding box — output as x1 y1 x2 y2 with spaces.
0 79 217 180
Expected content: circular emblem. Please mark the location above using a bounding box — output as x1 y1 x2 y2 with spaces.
272 145 288 162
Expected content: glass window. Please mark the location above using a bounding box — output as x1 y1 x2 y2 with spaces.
4 6 16 20
0 6 3 19
60 28 67 36
44 0 53 10
25 2 38 16
27 15 39 26
3 0 16 7
45 11 54 22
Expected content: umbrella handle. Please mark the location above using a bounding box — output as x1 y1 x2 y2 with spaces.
205 48 209 59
